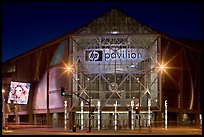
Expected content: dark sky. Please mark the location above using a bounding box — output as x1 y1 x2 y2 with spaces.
2 2 203 62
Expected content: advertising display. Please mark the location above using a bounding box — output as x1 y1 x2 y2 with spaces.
83 47 148 74
8 81 31 104
85 48 145 62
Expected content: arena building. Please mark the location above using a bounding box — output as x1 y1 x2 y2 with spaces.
2 8 201 130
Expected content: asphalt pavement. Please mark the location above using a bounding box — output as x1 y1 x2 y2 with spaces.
2 126 202 135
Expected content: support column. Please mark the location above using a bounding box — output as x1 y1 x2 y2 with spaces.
81 101 83 130
195 55 201 128
178 49 184 127
148 99 151 127
28 93 34 124
64 100 67 131
131 100 134 130
114 101 117 130
97 101 100 130
46 68 51 127
200 114 202 128
15 105 19 124
2 92 5 128
164 100 167 129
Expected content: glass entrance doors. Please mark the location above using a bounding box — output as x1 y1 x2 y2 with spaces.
75 111 129 130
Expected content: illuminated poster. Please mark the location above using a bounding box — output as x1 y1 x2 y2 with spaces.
8 81 31 104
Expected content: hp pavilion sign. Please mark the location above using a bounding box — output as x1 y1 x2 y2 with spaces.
85 48 145 62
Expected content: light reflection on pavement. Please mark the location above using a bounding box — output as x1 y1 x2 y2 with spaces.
2 127 202 135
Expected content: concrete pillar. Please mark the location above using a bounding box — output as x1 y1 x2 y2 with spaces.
28 96 34 124
29 81 38 124
46 68 51 127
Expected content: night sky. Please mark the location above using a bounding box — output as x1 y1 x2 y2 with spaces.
2 2 203 63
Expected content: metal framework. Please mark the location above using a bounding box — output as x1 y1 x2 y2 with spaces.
68 9 161 112
70 35 160 109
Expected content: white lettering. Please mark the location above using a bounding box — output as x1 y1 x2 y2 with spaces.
85 48 145 62
104 49 143 61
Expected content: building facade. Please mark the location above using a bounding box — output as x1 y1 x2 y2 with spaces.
2 9 201 130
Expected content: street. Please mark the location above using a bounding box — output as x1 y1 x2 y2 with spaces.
2 127 202 135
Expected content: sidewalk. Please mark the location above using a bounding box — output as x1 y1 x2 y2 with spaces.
3 126 202 135
33 126 202 134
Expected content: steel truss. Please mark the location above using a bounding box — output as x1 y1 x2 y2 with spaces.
67 9 161 111
69 34 161 111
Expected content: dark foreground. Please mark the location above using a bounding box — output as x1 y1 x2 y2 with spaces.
2 126 202 135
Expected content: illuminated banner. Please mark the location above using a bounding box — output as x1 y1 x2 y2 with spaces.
8 81 31 104
85 48 145 62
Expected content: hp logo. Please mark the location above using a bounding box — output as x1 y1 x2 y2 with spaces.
85 50 102 61
89 51 99 61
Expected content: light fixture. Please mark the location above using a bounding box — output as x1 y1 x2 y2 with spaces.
111 31 119 34
66 66 72 71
